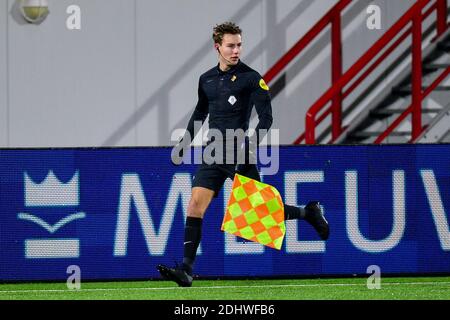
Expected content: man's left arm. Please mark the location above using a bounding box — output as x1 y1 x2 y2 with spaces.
237 74 273 173
251 74 273 145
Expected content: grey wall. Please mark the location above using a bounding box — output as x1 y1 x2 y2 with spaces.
6 0 136 147
1 0 447 147
133 0 267 147
0 1 7 146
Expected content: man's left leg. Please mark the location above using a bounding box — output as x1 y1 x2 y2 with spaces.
284 203 329 240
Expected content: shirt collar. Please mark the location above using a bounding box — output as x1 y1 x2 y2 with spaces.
216 60 241 75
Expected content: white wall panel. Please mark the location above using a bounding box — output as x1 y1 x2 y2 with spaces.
8 0 135 147
0 1 8 146
2 0 448 147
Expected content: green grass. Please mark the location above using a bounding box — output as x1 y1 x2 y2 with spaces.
0 277 449 300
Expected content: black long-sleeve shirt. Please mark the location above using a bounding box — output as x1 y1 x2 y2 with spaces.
185 61 273 148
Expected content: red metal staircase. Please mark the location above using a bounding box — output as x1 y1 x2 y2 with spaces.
262 0 449 145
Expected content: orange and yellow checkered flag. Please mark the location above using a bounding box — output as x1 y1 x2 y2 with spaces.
221 174 286 250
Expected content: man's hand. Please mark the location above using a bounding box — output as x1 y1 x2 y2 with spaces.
236 163 253 175
236 136 257 174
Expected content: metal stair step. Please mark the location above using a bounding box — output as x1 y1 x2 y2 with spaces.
425 63 450 68
370 108 442 118
350 131 411 139
423 63 450 71
431 86 450 91
437 42 450 52
393 86 450 96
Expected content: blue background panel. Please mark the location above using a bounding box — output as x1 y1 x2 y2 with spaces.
0 145 449 281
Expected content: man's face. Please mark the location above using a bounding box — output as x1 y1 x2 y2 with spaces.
217 33 242 66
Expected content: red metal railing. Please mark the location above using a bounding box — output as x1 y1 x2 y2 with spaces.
294 0 449 144
263 0 351 85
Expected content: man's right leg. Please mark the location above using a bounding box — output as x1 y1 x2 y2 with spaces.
157 187 214 287
182 187 215 275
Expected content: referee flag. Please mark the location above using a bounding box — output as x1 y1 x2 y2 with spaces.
221 174 286 250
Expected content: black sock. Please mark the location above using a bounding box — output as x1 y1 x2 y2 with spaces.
182 217 203 275
284 205 306 220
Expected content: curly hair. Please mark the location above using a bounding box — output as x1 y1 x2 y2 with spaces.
212 22 242 45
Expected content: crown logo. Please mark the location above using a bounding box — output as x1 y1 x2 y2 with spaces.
25 170 79 206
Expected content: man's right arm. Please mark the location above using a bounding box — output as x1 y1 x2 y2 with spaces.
184 78 209 142
172 78 209 165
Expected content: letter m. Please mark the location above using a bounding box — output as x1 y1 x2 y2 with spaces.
114 173 191 256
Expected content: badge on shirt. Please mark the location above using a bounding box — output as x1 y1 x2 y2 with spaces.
231 75 237 82
259 78 269 91
228 95 237 106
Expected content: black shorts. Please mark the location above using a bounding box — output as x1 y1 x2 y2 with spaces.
192 163 261 197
